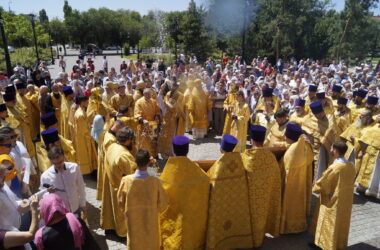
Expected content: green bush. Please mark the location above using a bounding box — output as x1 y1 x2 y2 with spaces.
0 47 55 70
123 43 130 56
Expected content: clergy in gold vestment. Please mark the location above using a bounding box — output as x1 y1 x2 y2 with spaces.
360 117 380 198
157 97 178 158
340 109 374 169
254 88 280 115
101 127 137 237
109 84 134 117
189 79 211 139
117 149 169 250
49 85 62 131
316 92 334 115
134 88 161 157
303 101 336 181
264 109 289 149
348 89 367 121
60 86 75 140
25 84 40 139
206 134 253 249
41 112 76 159
331 84 344 110
289 99 308 126
230 91 250 152
39 128 76 172
304 85 318 112
15 81 36 140
165 84 186 136
73 96 97 174
222 85 238 135
160 136 210 249
96 120 124 201
312 141 356 250
102 81 116 103
280 123 314 234
182 80 194 132
242 125 281 248
87 87 113 124
356 115 380 195
3 92 35 158
334 97 352 136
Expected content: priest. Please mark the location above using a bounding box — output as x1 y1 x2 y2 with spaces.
242 125 281 248
160 136 210 249
206 134 252 249
280 123 314 234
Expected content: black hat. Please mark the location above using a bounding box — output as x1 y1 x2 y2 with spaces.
3 93 16 102
309 101 324 115
15 82 26 90
308 85 318 92
0 103 7 112
316 92 325 99
75 95 89 105
4 85 16 94
332 84 343 93
41 128 59 146
41 112 58 128
62 86 74 96
172 136 189 156
285 123 303 141
262 88 273 97
366 96 379 105
337 96 348 105
220 134 238 152
249 125 266 143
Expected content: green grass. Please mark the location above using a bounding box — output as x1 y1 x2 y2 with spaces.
0 47 56 70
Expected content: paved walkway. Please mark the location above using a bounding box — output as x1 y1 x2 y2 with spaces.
83 134 380 250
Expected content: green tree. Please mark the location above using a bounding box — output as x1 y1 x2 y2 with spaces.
49 18 69 55
181 0 214 63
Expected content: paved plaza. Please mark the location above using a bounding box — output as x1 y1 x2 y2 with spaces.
46 57 380 250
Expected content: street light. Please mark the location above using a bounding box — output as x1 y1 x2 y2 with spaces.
28 14 40 66
0 11 12 77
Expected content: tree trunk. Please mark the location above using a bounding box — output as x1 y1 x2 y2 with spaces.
336 16 351 61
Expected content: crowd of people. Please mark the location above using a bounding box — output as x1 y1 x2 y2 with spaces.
0 53 379 250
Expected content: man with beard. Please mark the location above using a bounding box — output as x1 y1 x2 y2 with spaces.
341 109 375 170
316 91 334 115
44 84 62 130
331 84 343 110
348 89 367 121
100 127 136 238
334 97 352 136
365 96 379 116
109 83 135 117
357 113 380 198
264 109 289 150
289 99 307 125
305 84 318 107
303 101 337 181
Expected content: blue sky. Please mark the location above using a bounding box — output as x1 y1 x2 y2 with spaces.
1 0 379 19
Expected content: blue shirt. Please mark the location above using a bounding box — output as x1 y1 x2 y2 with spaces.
133 169 149 179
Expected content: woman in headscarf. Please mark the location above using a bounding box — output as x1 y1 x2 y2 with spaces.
34 193 100 250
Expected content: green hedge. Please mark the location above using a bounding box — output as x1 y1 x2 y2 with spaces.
0 47 55 70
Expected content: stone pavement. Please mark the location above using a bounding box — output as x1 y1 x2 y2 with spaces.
83 133 380 250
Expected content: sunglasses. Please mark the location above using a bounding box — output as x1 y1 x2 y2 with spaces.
9 135 17 139
5 165 13 171
0 144 12 148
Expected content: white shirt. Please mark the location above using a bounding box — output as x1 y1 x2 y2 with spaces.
0 183 21 230
40 162 86 213
10 141 33 180
334 157 348 164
